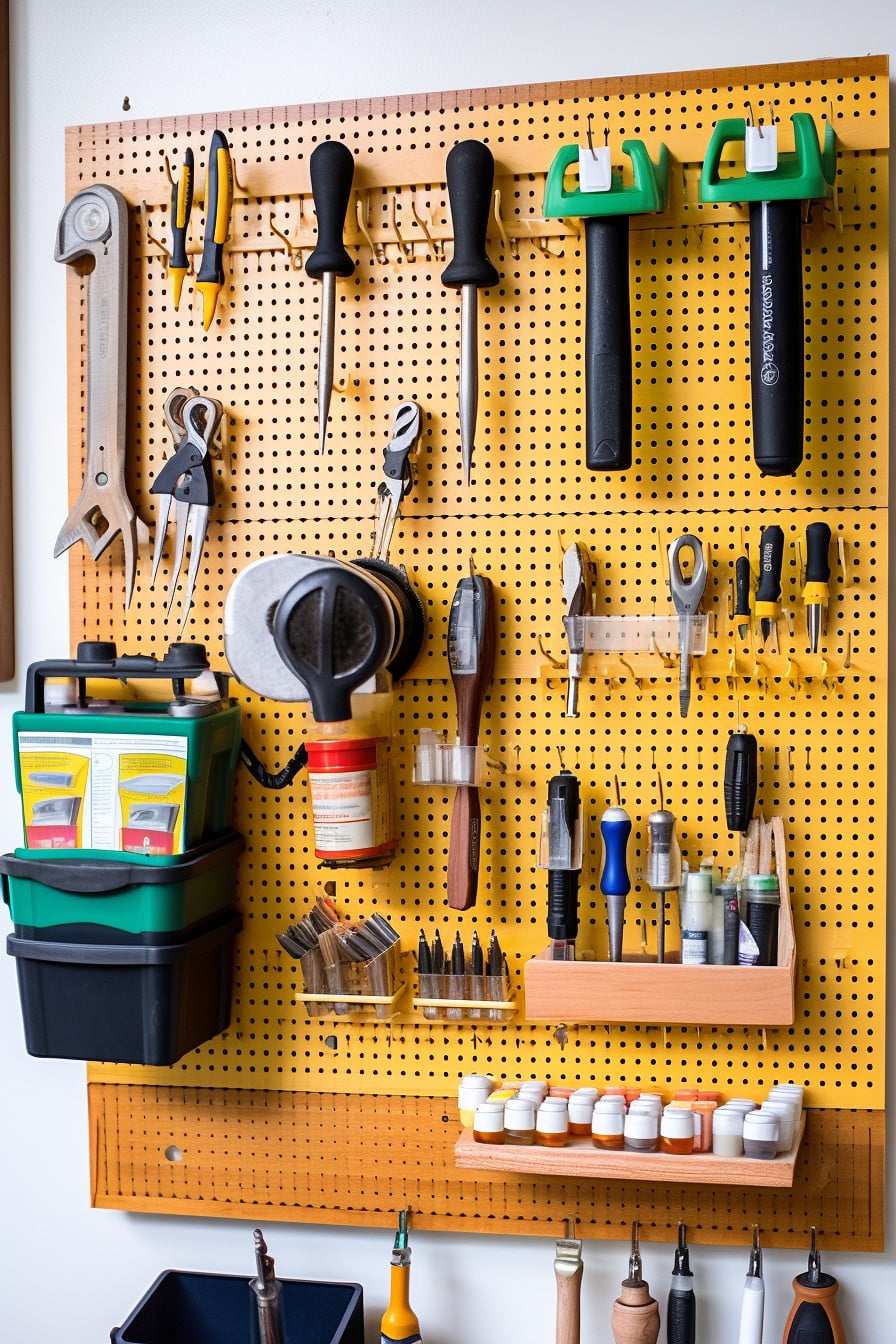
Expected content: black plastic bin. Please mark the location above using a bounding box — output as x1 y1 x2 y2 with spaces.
7 908 241 1065
111 1270 364 1344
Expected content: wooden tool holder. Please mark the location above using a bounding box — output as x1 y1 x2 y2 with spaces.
62 55 887 1250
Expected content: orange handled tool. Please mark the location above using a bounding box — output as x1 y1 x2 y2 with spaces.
782 1229 847 1344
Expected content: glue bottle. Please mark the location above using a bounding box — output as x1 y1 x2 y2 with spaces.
381 1211 422 1344
304 689 397 867
679 871 712 965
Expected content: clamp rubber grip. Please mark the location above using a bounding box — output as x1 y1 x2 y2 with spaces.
441 140 500 290
584 214 632 470
749 198 804 475
305 140 357 280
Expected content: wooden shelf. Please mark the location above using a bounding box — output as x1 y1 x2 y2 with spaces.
454 1114 806 1188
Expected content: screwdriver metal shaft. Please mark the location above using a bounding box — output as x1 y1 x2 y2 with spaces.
305 140 356 454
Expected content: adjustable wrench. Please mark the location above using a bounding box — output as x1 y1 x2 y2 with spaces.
54 185 148 606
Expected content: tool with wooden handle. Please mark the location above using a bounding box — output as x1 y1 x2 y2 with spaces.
447 570 496 909
554 1225 583 1344
782 1228 847 1344
611 1222 660 1344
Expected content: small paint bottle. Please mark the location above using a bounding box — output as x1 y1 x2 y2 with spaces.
757 1102 793 1152
535 1101 569 1147
742 1110 779 1159
623 1110 659 1153
660 1106 694 1155
503 1097 536 1146
592 1104 625 1151
767 1084 804 1124
568 1092 597 1136
692 1100 717 1153
472 1102 505 1145
458 1075 495 1128
711 1106 745 1157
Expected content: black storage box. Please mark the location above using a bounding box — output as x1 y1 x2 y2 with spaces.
111 1270 364 1344
7 908 241 1065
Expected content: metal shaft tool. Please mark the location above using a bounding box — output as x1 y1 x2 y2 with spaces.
54 185 149 607
447 569 497 909
554 1224 584 1344
562 542 593 717
600 801 632 962
735 553 752 641
381 1212 422 1344
611 1222 660 1344
669 534 707 718
306 140 356 453
544 768 582 961
441 140 499 484
803 521 832 653
250 1228 286 1344
667 1223 696 1344
196 130 234 330
646 784 681 964
168 147 194 309
782 1228 847 1344
756 524 785 648
737 1227 764 1344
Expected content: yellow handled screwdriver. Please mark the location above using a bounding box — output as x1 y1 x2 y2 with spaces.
196 130 234 330
380 1211 422 1344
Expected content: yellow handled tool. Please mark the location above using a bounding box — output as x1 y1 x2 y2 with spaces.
381 1211 422 1344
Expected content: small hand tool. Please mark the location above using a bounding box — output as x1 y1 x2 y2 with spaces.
54 184 149 607
554 1222 584 1344
611 1222 660 1344
803 522 832 653
544 767 582 962
782 1228 847 1344
737 1226 764 1344
305 140 356 453
447 569 497 909
469 928 485 1018
756 524 785 648
196 129 234 330
381 1212 422 1344
371 402 423 562
667 1223 696 1344
562 542 593 718
441 140 500 484
646 779 681 964
168 147 194 309
250 1228 286 1344
150 390 223 630
724 729 758 835
668 534 707 718
448 930 466 1019
735 553 752 641
600 792 632 963
700 113 836 475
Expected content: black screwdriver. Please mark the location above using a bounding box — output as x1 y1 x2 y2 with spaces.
666 1223 696 1344
305 140 356 454
782 1228 846 1344
755 524 785 647
734 553 752 641
749 191 805 475
803 522 832 653
544 768 582 962
724 729 758 834
441 140 500 484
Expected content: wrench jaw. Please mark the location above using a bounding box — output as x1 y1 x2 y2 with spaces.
54 485 148 610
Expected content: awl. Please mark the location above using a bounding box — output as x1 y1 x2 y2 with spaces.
305 140 356 453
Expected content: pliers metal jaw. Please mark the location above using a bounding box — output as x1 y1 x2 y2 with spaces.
150 388 223 631
372 401 422 561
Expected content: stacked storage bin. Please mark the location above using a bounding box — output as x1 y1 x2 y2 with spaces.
2 642 244 1065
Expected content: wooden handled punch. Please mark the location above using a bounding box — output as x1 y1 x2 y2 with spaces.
447 571 496 909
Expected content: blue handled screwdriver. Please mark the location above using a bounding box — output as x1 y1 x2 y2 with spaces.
600 779 632 962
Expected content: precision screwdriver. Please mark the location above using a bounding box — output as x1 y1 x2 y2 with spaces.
305 139 356 453
441 140 500 484
196 129 234 330
734 553 752 642
168 147 193 310
756 524 785 648
666 1223 696 1344
737 1226 764 1344
803 522 832 654
646 788 681 964
611 1222 660 1344
782 1228 847 1344
543 767 582 961
600 795 632 963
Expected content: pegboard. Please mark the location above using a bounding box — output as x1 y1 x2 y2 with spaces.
58 55 887 1247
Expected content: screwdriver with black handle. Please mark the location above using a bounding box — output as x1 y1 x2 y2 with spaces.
803 522 832 653
667 1223 696 1344
441 140 500 484
305 140 357 454
545 768 581 961
724 729 758 835
168 147 193 309
196 130 234 330
782 1228 847 1344
755 524 785 648
734 553 752 641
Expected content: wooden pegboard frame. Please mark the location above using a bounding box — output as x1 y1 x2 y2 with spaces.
58 54 888 1248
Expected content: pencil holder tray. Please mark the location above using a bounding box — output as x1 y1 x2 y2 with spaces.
295 944 406 1021
414 970 514 1023
413 732 487 787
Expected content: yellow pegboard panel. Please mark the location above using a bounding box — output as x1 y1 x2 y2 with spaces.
56 56 888 1242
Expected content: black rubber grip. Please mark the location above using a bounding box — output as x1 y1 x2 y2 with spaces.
805 521 832 584
305 140 356 280
756 525 785 606
666 1292 696 1344
749 198 804 475
784 1300 838 1344
724 731 758 834
734 555 751 619
547 869 578 942
584 214 632 471
440 140 500 290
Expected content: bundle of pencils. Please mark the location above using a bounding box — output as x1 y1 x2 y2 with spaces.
416 927 510 1021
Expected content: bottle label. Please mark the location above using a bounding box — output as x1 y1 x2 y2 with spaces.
681 930 708 965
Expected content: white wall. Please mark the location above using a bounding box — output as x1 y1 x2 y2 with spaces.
2 2 893 1340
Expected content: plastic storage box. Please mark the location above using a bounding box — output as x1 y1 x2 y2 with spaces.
7 908 242 1064
111 1270 364 1344
0 831 244 943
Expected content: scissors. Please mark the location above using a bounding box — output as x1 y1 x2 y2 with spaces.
668 534 707 717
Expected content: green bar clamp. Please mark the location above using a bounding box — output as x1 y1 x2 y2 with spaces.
699 113 837 203
543 140 670 218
